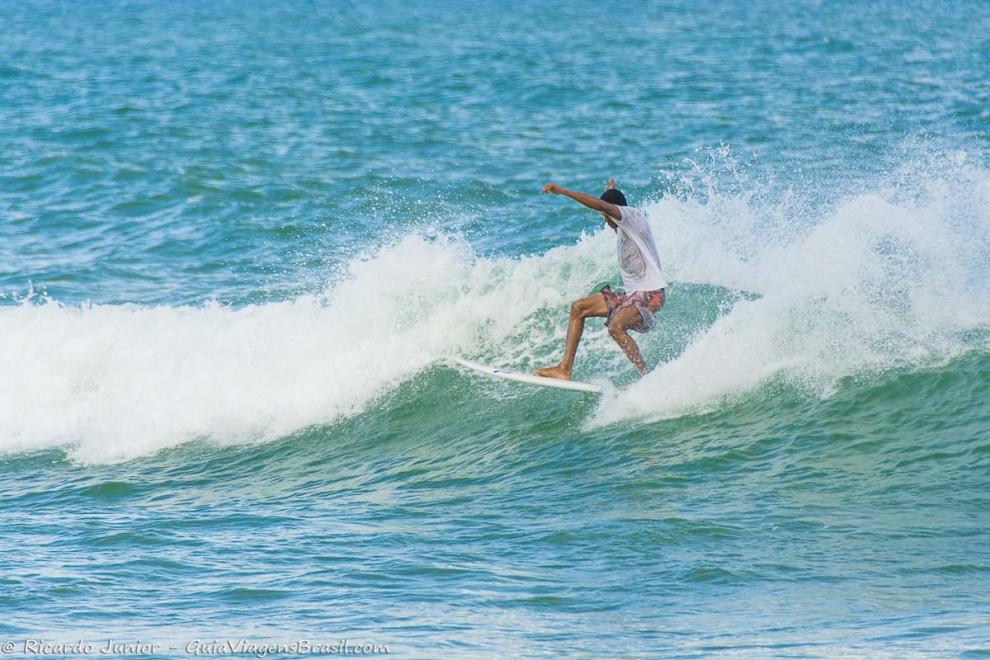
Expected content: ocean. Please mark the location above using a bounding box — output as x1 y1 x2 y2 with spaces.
2 0 989 656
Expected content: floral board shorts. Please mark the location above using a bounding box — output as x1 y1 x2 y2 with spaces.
600 285 666 334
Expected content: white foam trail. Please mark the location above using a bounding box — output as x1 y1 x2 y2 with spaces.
0 231 617 463
595 155 990 425
3 154 988 461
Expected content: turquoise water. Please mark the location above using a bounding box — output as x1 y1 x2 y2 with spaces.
2 0 990 655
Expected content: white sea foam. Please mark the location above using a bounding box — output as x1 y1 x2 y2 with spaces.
595 155 990 424
2 156 988 461
0 229 618 463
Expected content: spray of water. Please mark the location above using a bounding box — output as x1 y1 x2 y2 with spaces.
2 151 987 462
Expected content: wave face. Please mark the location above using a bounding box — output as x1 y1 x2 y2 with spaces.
3 0 990 654
0 228 613 462
599 152 990 423
3 155 990 463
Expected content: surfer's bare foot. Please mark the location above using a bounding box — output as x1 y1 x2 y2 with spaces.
534 365 572 380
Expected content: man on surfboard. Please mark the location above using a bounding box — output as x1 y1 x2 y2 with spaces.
535 179 667 380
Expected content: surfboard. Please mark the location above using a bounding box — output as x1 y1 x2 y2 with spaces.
452 357 602 394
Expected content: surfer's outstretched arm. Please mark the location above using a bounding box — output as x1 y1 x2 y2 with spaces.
542 183 622 221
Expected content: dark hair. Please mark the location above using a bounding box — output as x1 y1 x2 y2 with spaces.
600 188 627 206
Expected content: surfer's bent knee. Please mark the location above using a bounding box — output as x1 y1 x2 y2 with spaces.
607 321 626 339
570 294 606 319
570 298 594 318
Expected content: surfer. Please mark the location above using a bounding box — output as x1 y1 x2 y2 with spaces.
535 179 668 380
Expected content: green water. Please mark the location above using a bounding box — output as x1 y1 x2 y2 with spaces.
1 0 989 655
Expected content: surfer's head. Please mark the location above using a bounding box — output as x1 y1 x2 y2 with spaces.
600 188 627 231
600 188 627 206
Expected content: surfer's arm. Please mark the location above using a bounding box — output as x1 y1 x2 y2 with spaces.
541 183 622 221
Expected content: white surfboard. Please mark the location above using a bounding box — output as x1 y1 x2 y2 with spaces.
452 357 602 394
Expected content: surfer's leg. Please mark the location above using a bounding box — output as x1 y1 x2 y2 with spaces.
607 306 650 375
534 293 607 380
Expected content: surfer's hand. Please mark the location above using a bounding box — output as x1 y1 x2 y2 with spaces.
542 183 563 195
